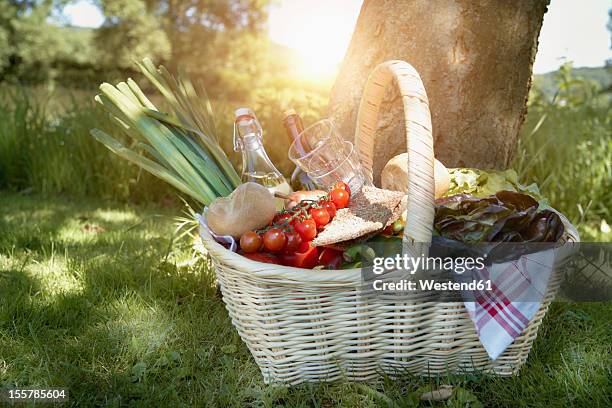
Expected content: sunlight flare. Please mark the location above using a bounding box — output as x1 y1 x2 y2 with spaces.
268 0 362 80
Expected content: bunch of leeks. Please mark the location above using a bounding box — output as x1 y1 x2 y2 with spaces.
90 58 240 205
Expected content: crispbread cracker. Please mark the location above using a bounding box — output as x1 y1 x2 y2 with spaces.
312 186 406 247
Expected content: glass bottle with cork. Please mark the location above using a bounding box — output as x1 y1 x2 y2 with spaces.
233 108 292 209
282 108 317 191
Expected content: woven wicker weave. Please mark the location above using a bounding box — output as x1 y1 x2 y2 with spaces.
200 60 579 385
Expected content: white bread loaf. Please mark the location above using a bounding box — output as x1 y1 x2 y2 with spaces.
381 153 450 198
207 182 276 238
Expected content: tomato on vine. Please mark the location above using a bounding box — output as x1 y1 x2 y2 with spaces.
294 219 317 241
240 231 262 253
309 207 330 228
283 230 302 253
321 200 337 219
333 181 351 196
274 212 293 225
263 228 286 252
329 188 350 209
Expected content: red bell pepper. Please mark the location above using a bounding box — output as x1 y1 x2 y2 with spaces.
241 252 281 265
280 242 319 269
318 248 343 269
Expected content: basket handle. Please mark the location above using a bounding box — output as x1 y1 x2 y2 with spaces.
354 60 435 245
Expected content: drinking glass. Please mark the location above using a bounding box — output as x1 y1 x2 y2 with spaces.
288 119 368 192
307 140 367 193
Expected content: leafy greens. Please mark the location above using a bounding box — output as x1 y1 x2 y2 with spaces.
445 168 548 207
435 191 564 243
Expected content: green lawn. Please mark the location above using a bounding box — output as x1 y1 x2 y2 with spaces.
1 193 610 407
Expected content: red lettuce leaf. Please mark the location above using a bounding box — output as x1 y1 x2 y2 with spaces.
434 191 564 243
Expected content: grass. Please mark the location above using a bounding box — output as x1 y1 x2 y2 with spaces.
0 86 177 204
0 83 327 196
1 192 610 407
512 74 611 241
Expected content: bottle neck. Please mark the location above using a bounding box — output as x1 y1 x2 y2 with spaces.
239 132 262 150
284 115 304 141
233 114 262 152
284 114 309 155
240 138 281 176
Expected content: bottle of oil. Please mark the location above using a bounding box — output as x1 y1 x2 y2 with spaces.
282 109 317 191
233 108 292 209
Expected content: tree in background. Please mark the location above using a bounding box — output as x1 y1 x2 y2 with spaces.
1 0 271 97
329 0 550 179
159 0 271 99
94 0 271 97
0 1 64 82
95 0 170 70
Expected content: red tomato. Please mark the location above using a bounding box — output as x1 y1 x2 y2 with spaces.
333 181 351 196
298 240 312 253
263 228 286 252
241 252 281 264
309 207 330 228
318 248 344 269
322 200 337 219
280 245 319 269
239 231 262 253
273 212 293 225
283 230 302 253
329 188 350 209
294 219 317 241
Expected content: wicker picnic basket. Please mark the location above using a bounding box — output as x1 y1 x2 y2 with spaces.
199 60 579 385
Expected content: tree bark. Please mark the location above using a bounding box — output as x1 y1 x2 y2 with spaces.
328 0 549 185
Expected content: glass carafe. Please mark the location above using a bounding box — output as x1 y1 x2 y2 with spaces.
233 108 292 208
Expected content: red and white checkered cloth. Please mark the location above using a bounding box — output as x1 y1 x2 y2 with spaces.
462 248 556 360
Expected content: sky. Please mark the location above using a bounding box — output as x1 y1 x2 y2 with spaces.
62 0 611 76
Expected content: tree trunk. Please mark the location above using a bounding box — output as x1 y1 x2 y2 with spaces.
328 0 549 185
